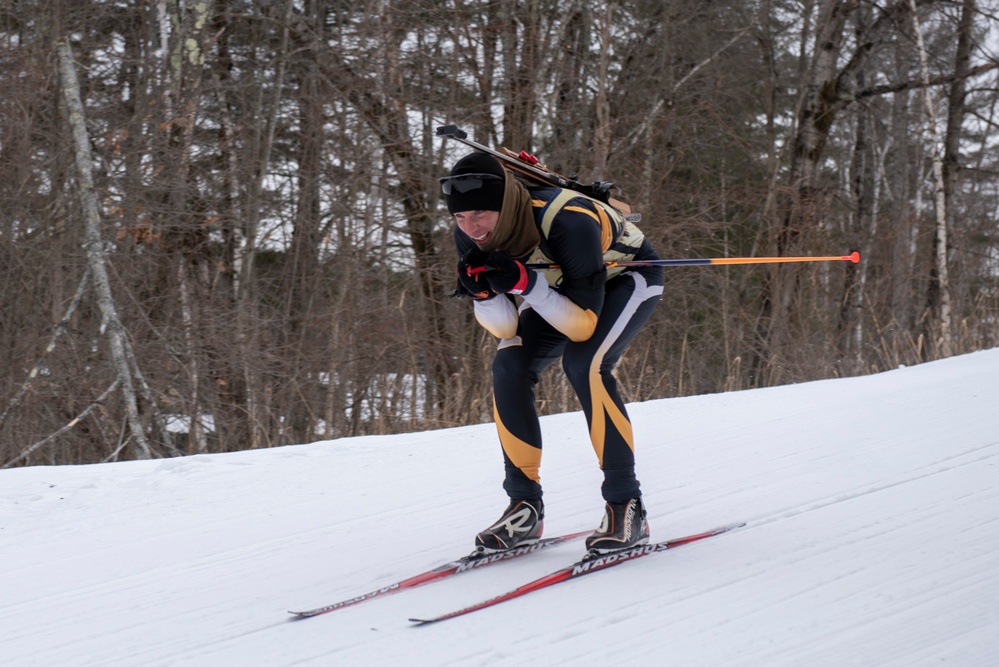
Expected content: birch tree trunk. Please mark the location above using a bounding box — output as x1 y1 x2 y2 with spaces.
57 41 152 460
937 0 976 357
909 0 953 357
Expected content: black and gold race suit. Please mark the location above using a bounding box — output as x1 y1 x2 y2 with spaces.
455 185 664 503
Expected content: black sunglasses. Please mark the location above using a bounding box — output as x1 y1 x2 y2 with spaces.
439 173 504 195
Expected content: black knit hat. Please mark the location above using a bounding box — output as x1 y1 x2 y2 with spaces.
442 152 506 214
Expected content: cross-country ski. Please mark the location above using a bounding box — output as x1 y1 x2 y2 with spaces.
410 522 745 624
288 530 589 618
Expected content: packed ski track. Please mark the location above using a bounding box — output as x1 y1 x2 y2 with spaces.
2 349 998 666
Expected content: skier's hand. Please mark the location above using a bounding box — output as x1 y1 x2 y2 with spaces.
483 251 534 295
455 247 495 300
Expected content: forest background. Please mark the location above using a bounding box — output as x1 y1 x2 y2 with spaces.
1 0 997 466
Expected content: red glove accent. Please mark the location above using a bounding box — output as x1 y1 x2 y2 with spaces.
483 251 532 294
510 262 529 294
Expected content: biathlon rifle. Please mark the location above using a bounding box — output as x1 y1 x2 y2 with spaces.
436 125 636 218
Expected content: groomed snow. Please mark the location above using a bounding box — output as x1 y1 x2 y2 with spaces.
2 349 998 666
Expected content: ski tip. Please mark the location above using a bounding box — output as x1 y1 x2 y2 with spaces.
409 617 433 625
716 521 747 534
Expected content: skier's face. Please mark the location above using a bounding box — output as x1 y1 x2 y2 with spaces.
453 210 499 247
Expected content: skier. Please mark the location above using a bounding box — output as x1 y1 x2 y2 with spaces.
443 151 665 555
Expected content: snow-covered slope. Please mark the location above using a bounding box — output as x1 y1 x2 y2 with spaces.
2 350 998 666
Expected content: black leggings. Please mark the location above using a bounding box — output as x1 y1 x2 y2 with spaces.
491 269 664 503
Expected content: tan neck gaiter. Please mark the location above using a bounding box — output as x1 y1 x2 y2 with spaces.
478 172 539 259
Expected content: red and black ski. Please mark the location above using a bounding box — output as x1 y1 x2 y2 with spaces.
409 522 745 625
288 530 590 619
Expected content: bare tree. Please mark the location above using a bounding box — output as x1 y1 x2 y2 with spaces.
57 40 152 460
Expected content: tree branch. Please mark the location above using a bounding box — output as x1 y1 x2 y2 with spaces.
2 381 120 468
851 61 998 101
0 266 91 431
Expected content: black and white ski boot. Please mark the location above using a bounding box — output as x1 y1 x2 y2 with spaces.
585 497 650 556
474 498 544 553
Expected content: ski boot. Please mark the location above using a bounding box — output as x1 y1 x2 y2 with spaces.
474 498 544 553
585 497 650 556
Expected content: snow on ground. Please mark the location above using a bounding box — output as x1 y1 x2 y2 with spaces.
2 349 998 666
